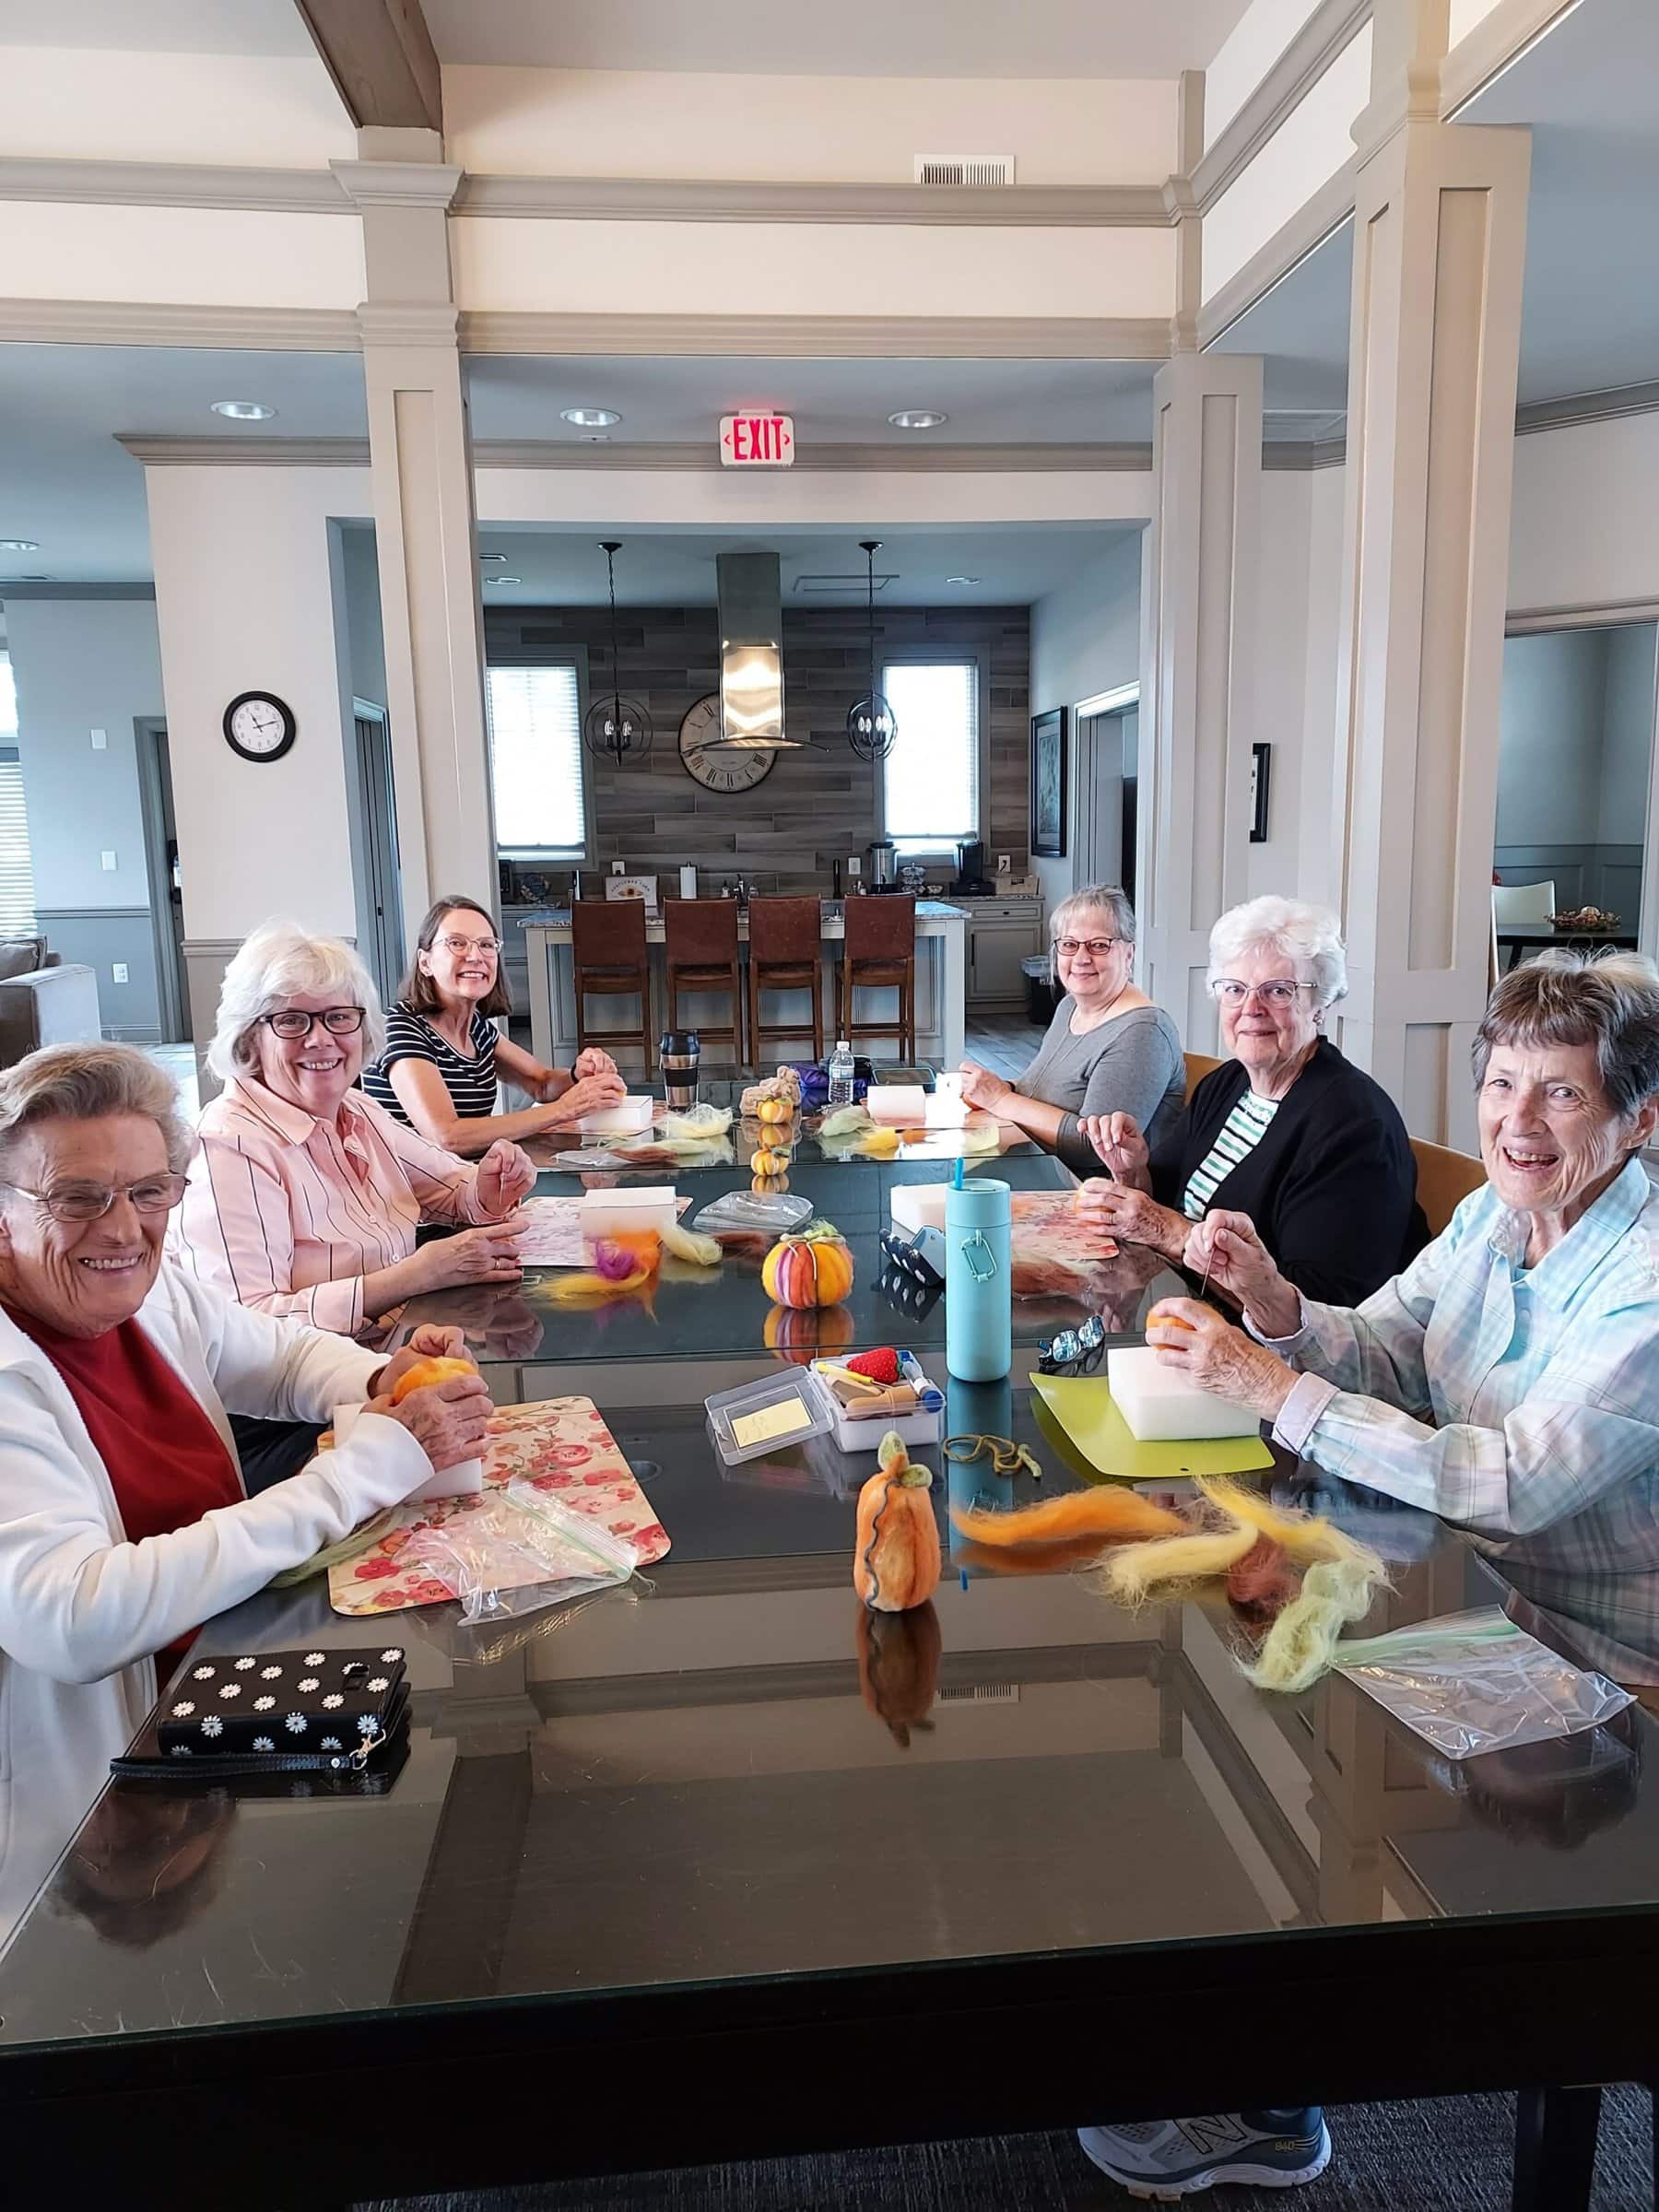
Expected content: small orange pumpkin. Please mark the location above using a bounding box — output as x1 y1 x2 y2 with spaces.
762 1225 854 1308
388 1354 477 1405
853 1432 942 1612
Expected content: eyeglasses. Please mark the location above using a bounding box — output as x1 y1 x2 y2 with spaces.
437 934 502 958
1038 1312 1107 1375
1055 937 1121 959
2 1172 189 1224
1211 979 1308 1008
257 1006 367 1040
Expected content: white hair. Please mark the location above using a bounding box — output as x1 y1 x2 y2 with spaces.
207 922 384 1084
0 1041 193 1179
1207 896 1348 1012
1049 885 1135 984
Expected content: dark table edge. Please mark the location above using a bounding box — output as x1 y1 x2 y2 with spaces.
4 1910 1657 2205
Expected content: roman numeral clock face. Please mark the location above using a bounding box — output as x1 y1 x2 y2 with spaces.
677 693 778 793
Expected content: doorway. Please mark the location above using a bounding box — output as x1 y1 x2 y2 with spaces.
135 718 189 1044
1071 684 1139 903
353 701 405 1004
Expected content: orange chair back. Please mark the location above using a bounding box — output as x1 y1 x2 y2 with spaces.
1410 1136 1487 1238
1182 1051 1223 1100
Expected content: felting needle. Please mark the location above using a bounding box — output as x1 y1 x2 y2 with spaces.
1198 1209 1216 1305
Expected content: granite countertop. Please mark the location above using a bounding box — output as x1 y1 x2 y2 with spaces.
519 900 970 926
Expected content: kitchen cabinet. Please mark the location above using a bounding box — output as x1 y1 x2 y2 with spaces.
965 900 1044 1006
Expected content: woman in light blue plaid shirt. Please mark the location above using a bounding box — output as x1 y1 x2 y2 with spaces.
1148 950 1659 1590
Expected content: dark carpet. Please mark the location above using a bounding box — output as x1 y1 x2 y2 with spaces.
367 2087 1654 2211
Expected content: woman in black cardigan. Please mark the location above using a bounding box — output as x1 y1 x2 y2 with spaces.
1076 897 1425 1307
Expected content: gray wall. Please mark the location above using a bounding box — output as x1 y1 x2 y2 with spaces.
1028 531 1144 916
1599 624 1658 843
3 594 166 1040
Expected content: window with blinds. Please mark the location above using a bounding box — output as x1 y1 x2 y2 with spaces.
485 663 589 859
879 659 982 853
0 653 37 935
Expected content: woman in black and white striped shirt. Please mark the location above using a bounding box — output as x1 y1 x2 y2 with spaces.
361 896 623 1156
1073 897 1426 1307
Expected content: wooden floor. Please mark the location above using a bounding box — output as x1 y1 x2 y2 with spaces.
963 1011 1046 1080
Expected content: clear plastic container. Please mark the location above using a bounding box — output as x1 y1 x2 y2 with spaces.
706 1370 836 1465
690 1189 815 1233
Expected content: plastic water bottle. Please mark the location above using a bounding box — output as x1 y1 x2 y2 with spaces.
827 1038 855 1106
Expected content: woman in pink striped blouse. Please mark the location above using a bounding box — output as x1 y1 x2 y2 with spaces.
171 924 535 1337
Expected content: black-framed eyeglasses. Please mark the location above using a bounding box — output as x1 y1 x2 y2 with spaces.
258 1006 367 1040
1054 937 1121 959
1038 1312 1107 1375
2 1172 189 1224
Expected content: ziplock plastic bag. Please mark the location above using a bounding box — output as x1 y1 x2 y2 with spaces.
1335 1606 1633 1760
399 1479 641 1626
691 1189 814 1233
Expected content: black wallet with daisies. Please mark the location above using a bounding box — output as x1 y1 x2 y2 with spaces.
112 1646 409 1780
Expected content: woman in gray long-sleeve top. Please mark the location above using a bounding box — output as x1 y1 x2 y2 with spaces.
958 886 1184 1175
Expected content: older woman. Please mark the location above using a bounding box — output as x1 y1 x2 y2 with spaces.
1154 952 1659 1566
174 922 535 1338
359 894 626 1155
0 1041 488 1939
957 886 1183 1168
1077 895 1424 1307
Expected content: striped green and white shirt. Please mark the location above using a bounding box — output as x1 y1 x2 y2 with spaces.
1182 1088 1279 1218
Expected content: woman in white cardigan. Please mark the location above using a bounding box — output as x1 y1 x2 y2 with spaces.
0 1041 488 1942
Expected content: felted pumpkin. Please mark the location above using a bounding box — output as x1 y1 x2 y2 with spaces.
855 1599 941 1747
762 1227 854 1308
853 1431 942 1612
387 1354 477 1405
756 1097 794 1126
764 1301 853 1364
751 1146 790 1178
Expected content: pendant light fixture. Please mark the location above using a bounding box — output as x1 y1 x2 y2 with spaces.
846 539 897 762
582 540 654 767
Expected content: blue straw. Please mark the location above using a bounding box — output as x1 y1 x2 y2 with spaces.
952 1156 966 1191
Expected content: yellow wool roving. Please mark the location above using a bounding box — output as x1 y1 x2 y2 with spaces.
1098 1516 1259 1606
1194 1475 1357 1565
1239 1548 1388 1694
660 1220 723 1268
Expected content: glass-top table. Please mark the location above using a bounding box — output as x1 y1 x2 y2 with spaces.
2 1364 1656 2209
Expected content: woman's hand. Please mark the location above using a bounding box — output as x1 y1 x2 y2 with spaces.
543 1072 629 1127
365 1366 492 1471
1183 1209 1302 1337
1079 1111 1151 1187
475 1138 536 1216
369 1324 470 1400
1145 1298 1297 1422
572 1047 619 1082
957 1060 1014 1114
1075 1177 1188 1259
413 1218 524 1292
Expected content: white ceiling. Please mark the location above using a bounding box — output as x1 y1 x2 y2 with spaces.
0 0 312 55
422 0 1253 78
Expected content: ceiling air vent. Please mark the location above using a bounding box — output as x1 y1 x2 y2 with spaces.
913 153 1016 188
794 571 898 595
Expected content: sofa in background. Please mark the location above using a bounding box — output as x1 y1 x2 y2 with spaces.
0 935 103 1069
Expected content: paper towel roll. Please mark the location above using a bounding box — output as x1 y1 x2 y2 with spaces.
679 865 698 898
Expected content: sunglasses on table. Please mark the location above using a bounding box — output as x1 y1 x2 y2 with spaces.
2 1172 190 1224
1037 1312 1107 1375
257 1006 368 1040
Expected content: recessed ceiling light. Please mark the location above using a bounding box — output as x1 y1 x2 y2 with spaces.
946 575 981 585
0 538 40 552
483 576 523 586
888 409 947 430
211 400 276 421
560 406 621 429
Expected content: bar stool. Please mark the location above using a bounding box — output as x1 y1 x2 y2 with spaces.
571 896 652 1060
840 893 916 1059
746 896 824 1065
663 898 743 1059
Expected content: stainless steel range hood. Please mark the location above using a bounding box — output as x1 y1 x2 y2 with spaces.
700 550 804 751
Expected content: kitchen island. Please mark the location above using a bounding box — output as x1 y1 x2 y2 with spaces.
523 899 967 1069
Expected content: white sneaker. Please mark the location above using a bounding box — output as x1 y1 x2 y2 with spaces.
1077 2109 1332 2200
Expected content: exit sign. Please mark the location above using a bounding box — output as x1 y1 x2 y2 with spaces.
720 413 794 467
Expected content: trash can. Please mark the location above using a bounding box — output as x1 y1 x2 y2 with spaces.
1022 955 1058 1026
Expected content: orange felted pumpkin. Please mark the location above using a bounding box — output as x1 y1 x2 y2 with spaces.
761 1222 854 1309
388 1354 477 1405
853 1431 942 1612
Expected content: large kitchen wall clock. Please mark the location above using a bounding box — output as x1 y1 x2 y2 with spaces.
677 692 778 793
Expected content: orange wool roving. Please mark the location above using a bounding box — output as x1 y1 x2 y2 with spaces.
387 1355 477 1405
948 1488 1186 1548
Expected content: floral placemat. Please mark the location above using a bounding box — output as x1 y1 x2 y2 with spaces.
329 1395 670 1615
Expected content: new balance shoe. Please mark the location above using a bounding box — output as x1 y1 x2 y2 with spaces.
1077 2108 1332 2200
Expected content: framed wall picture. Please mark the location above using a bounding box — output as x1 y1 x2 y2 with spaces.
1030 707 1068 859
1249 742 1272 844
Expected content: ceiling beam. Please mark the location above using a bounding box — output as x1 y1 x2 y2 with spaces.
294 0 441 133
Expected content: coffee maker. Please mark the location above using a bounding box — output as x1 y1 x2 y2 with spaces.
951 838 994 896
865 839 898 890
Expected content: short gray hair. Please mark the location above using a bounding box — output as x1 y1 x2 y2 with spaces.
0 1041 193 1180
1208 895 1348 1013
206 922 385 1084
1475 949 1659 1117
1049 885 1135 983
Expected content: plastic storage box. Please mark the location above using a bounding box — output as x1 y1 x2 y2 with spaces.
705 1370 835 1465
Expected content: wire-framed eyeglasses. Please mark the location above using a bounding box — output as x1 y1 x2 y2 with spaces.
437 934 502 958
1037 1312 1107 1375
1210 978 1309 1009
2 1172 189 1224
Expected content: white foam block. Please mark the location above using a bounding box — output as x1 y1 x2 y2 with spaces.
1105 1347 1261 1441
866 1083 927 1124
575 1095 655 1135
889 1182 949 1235
578 1183 678 1242
332 1402 484 1504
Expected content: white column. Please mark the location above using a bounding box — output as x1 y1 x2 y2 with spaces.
335 139 495 940
1137 351 1264 1048
1332 0 1530 1146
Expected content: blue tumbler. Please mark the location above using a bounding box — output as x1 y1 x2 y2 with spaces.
945 1176 1012 1382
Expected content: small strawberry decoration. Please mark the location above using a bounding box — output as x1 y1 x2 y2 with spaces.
846 1347 902 1386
